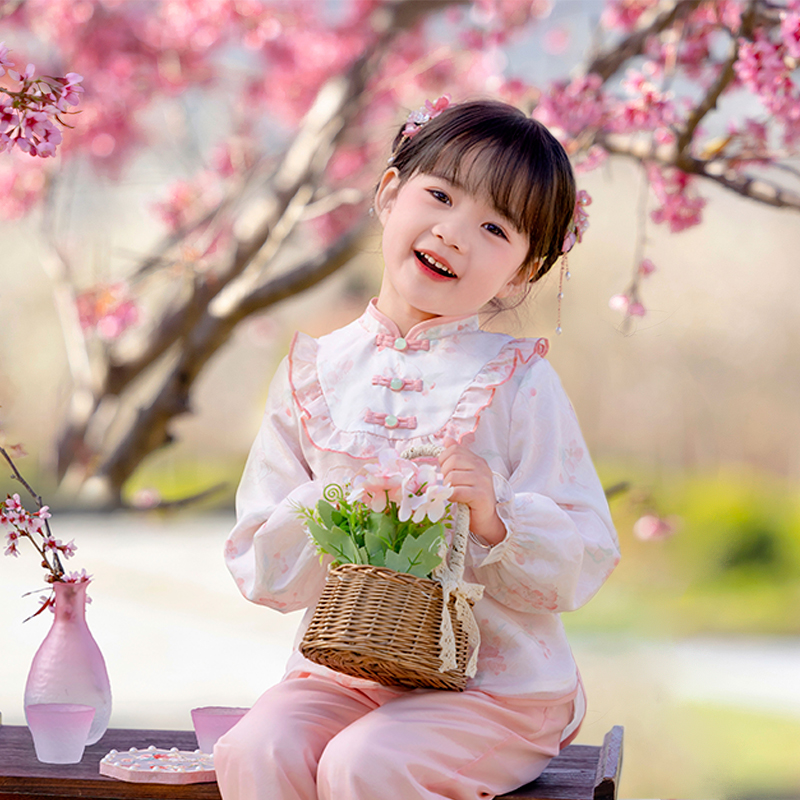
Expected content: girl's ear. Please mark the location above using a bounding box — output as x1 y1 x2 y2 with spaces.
495 266 530 300
374 168 401 225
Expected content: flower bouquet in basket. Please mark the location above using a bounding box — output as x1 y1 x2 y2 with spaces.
298 446 483 691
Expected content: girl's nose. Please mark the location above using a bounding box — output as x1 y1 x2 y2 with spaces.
431 221 464 251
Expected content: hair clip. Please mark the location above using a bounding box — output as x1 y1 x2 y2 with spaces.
562 190 591 254
401 95 451 140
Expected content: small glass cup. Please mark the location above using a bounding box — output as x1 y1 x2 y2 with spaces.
191 706 249 753
26 703 96 764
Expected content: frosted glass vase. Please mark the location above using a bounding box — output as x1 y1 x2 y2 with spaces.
24 580 112 745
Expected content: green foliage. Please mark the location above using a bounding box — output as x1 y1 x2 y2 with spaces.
298 493 446 578
566 465 800 636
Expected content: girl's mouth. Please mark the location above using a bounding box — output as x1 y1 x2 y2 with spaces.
415 251 457 279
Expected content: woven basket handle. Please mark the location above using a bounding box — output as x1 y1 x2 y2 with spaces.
400 444 469 584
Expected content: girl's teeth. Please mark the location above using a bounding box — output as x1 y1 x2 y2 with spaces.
418 252 456 277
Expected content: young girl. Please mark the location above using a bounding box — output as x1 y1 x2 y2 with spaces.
215 99 619 800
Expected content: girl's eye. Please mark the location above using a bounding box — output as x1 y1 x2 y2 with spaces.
427 189 451 205
483 223 509 240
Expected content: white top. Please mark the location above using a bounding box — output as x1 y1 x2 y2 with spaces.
224 300 620 699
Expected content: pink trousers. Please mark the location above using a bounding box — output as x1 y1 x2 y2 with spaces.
213 670 577 800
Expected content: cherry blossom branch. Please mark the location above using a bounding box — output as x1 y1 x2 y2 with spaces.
682 155 800 209
597 133 800 211
1 445 45 508
1 445 63 578
0 44 83 158
586 0 703 82
676 1 758 155
676 39 740 154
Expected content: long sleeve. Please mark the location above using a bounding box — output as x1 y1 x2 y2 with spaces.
224 357 328 613
469 359 619 614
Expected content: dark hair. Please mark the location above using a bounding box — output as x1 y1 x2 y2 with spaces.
386 100 576 284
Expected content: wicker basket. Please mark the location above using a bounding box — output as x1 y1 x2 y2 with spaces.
299 445 480 691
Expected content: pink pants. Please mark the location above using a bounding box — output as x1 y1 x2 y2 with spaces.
214 670 577 800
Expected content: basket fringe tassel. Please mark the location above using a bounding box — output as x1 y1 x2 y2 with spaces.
435 570 484 675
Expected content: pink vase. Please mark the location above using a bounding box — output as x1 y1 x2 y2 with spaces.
24 580 112 745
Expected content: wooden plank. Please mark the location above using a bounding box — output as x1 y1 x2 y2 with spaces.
593 726 624 800
498 749 599 800
1 725 623 800
0 727 221 800
499 727 623 800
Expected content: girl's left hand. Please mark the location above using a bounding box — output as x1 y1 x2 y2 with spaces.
438 438 507 547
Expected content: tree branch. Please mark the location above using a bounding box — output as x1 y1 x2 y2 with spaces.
598 132 800 210
96 224 367 502
586 0 703 83
675 0 758 154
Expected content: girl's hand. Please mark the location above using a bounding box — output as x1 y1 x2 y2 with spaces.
438 438 507 547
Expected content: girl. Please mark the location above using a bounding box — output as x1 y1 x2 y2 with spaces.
215 99 620 800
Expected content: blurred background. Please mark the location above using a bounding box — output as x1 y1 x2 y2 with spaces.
1 1 799 798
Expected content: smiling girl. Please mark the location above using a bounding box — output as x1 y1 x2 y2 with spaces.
214 99 619 800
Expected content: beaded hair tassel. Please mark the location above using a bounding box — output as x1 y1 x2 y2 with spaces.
557 189 591 334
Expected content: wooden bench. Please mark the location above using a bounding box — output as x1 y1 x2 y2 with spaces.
0 724 623 800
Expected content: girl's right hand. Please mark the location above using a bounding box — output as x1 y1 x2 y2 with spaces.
438 438 507 547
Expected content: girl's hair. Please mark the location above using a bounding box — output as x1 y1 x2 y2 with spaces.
386 100 576 285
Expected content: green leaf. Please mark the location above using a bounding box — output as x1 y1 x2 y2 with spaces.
308 522 360 565
316 500 337 529
364 529 387 566
385 523 445 578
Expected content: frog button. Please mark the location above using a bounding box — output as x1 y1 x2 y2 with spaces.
384 415 399 429
389 378 404 392
394 337 408 351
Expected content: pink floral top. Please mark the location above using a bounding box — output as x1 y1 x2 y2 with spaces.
224 300 620 699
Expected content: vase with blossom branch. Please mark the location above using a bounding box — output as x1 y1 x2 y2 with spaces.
1 445 111 745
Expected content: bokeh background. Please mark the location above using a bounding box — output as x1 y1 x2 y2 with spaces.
2 2 800 798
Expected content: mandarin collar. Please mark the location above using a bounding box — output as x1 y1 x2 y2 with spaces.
359 298 479 343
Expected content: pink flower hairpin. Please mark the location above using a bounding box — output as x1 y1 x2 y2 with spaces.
562 189 591 254
402 95 451 140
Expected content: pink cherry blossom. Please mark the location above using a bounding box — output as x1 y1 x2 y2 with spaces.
76 282 141 341
734 33 800 145
4 530 20 556
1 451 88 608
633 514 678 541
132 487 162 509
781 8 800 60
0 42 13 76
0 155 48 218
611 70 677 134
63 568 92 583
648 165 706 233
53 72 85 110
574 144 608 174
534 73 608 138
628 301 647 317
602 0 660 32
638 258 656 277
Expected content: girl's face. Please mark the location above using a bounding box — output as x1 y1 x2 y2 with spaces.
374 169 529 333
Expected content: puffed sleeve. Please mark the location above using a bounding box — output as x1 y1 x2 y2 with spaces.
469 359 619 613
223 357 328 612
